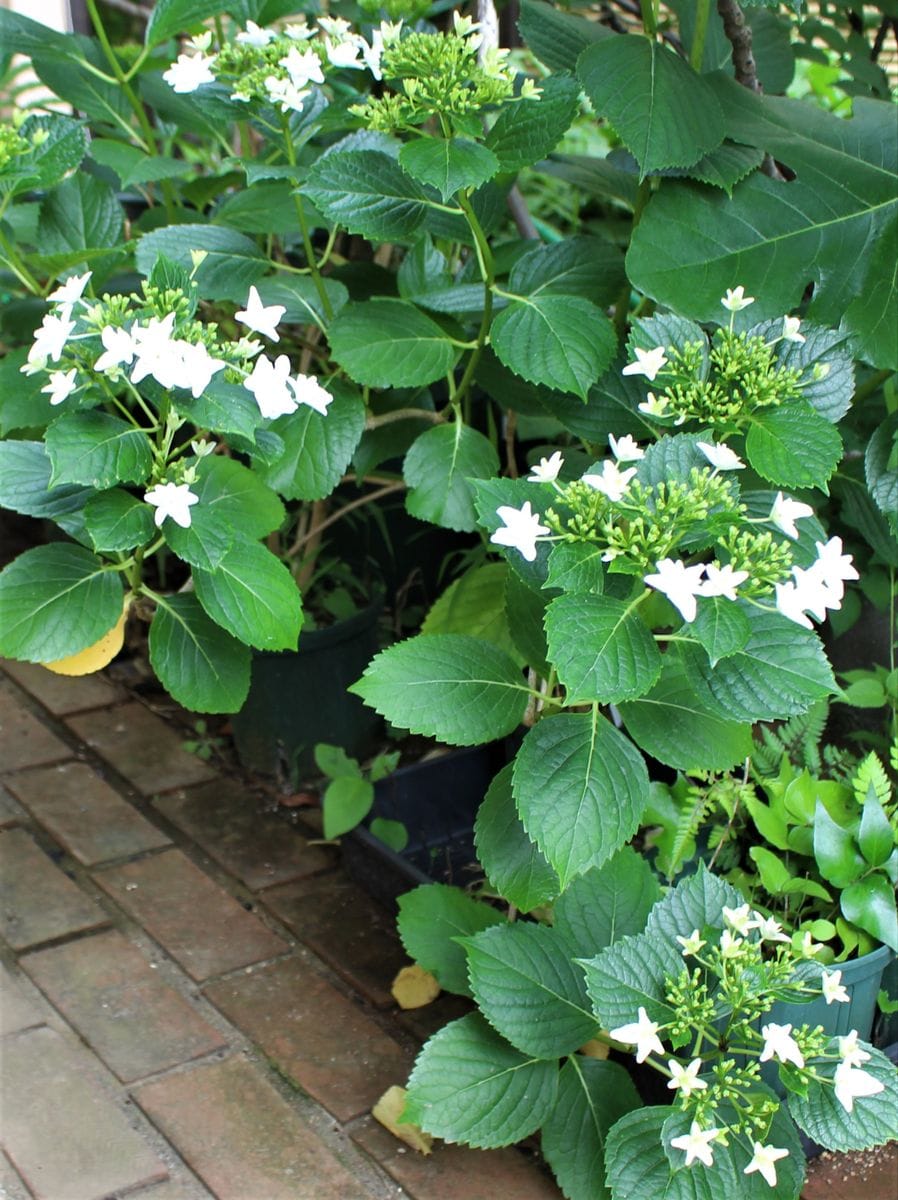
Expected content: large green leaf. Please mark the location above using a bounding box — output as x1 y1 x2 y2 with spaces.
254 275 349 325
788 1044 898 1151
148 592 250 714
491 294 616 401
328 299 458 388
474 764 559 912
0 440 93 520
644 864 741 944
135 225 268 301
258 384 365 501
422 563 520 662
83 490 155 553
45 412 152 490
145 0 258 45
302 150 429 242
866 414 898 528
89 140 193 189
349 634 529 745
402 1013 559 1148
31 39 133 134
193 541 302 652
840 875 898 951
518 0 613 73
745 400 843 491
464 923 598 1058
397 883 505 996
0 544 123 663
682 610 836 722
398 138 499 202
512 711 650 888
509 236 627 308
619 654 754 771
545 593 662 704
542 1058 641 1200
553 847 661 959
627 83 898 369
37 175 122 260
579 932 679 1030
484 73 581 172
16 114 87 191
578 37 725 176
404 423 500 532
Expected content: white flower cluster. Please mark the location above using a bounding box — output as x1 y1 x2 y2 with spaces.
774 535 859 629
162 17 401 111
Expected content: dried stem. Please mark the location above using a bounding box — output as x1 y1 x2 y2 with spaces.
716 0 784 180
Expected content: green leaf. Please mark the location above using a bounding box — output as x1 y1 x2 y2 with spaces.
403 1013 558 1148
193 541 302 652
814 800 865 889
45 412 152 490
619 654 754 772
19 114 87 190
148 592 250 714
578 38 725 176
841 876 898 951
83 490 155 552
750 845 793 893
691 597 750 666
398 883 505 996
683 141 764 196
422 563 520 663
484 73 581 172
491 294 616 401
474 764 559 912
745 400 843 491
135 225 268 301
858 791 895 869
553 846 660 959
789 1044 898 1150
0 544 123 662
399 138 498 202
682 609 836 723
509 236 627 308
258 383 365 501
464 922 597 1058
212 180 309 235
254 275 349 325
513 710 650 888
31 39 132 133
545 542 606 594
543 1058 642 1200
37 175 122 261
0 440 93 520
519 0 612 73
369 817 407 851
866 413 898 523
178 379 262 444
89 139 192 188
505 569 551 675
350 634 529 745
580 933 679 1030
322 776 373 840
302 150 428 242
404 423 500 532
766 319 856 423
627 81 898 370
328 299 458 389
545 593 662 705
645 864 741 943
145 0 259 45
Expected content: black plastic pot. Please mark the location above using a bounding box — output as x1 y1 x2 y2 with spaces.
342 740 510 909
231 596 383 779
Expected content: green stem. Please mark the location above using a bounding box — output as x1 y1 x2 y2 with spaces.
640 0 658 36
454 189 495 404
280 114 333 322
0 227 41 293
690 0 713 70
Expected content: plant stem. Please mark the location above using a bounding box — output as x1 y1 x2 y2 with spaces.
690 0 712 70
365 407 444 430
453 189 495 405
280 114 333 322
288 481 407 557
0 227 41 293
716 0 783 179
640 0 658 36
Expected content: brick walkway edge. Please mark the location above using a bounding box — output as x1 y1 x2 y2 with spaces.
1 660 895 1200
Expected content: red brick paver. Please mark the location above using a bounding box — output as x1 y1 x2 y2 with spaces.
205 954 412 1121
0 827 108 949
67 702 216 793
0 679 70 771
134 1057 377 1200
352 1117 561 1200
263 874 407 1008
7 760 170 866
0 1025 168 1200
95 849 288 982
154 778 333 891
22 930 227 1083
1 659 121 714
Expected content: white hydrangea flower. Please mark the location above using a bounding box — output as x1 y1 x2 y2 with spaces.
837 1030 871 1069
622 346 668 381
670 1122 720 1168
264 75 310 113
244 353 297 420
236 20 275 46
722 903 755 935
47 270 91 307
41 368 78 406
235 286 286 341
782 315 805 343
94 324 136 373
753 913 790 943
175 340 226 398
696 440 745 471
26 312 75 365
490 501 550 563
609 1007 665 1064
582 460 637 503
527 451 564 483
759 1022 804 1069
644 558 706 623
822 969 850 1006
637 391 671 419
696 563 749 601
676 930 706 957
290 373 332 415
608 433 644 462
279 46 325 88
144 481 199 529
163 52 216 93
833 1061 884 1113
722 286 754 312
769 491 814 539
744 1142 789 1188
667 1058 707 1099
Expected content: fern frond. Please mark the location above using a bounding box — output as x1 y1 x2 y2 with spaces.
853 751 892 809
752 702 830 777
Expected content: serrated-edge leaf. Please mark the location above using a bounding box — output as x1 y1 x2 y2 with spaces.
474 763 559 912
148 591 250 714
397 883 505 996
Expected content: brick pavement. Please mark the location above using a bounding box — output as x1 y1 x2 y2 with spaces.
1 659 894 1200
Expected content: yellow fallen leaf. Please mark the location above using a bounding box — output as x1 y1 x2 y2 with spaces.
391 963 441 1010
43 601 128 676
372 1086 433 1155
579 1038 610 1060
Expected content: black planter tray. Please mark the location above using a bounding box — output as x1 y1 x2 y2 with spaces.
342 741 509 910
